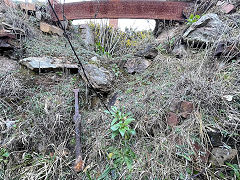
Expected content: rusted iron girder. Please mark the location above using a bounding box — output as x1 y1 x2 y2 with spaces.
73 89 84 172
52 0 191 21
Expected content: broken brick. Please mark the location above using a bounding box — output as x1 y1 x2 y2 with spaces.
221 3 235 14
192 142 210 163
167 112 179 127
179 101 194 118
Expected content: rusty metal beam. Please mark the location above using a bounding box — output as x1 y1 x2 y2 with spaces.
52 0 191 21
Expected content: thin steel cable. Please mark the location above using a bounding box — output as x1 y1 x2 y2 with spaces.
47 0 110 112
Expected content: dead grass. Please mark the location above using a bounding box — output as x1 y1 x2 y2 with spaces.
81 50 240 179
0 70 87 179
0 1 240 179
1 29 239 180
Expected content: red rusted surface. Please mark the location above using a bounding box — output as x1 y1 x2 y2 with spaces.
52 0 191 21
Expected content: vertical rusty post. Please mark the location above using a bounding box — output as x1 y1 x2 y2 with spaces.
73 89 84 172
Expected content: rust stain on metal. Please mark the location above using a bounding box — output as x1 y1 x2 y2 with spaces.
52 1 192 21
73 89 84 172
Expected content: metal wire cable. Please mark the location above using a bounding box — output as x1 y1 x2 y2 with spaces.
47 0 110 112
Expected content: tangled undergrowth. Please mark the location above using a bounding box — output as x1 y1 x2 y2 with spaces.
0 68 87 179
81 51 240 179
1 1 240 179
1 49 239 179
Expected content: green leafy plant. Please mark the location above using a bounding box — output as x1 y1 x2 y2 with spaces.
95 42 111 57
0 148 9 165
187 14 201 25
156 44 167 54
105 106 136 139
226 162 240 180
108 146 136 170
176 145 195 161
112 64 120 77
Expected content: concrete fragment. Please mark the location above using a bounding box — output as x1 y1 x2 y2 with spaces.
216 1 224 6
223 95 233 102
36 11 42 20
40 22 63 36
50 25 64 36
19 57 78 72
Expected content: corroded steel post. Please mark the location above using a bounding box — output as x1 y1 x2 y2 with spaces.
73 89 84 172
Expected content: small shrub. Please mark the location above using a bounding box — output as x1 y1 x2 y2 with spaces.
105 106 136 139
95 42 111 57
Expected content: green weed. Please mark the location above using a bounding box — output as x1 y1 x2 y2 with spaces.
226 162 240 180
0 148 9 165
187 14 201 25
176 145 195 161
108 146 136 170
95 42 111 57
105 106 136 139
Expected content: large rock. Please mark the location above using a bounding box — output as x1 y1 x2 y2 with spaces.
135 44 158 59
172 44 188 58
209 148 238 166
124 57 151 74
79 64 113 93
19 57 78 72
183 14 226 45
40 22 63 36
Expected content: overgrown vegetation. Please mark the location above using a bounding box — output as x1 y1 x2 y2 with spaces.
1 1 240 180
90 22 153 57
